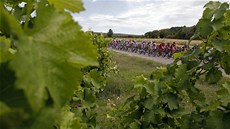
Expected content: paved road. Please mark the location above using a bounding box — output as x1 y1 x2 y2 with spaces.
109 48 174 64
109 48 230 78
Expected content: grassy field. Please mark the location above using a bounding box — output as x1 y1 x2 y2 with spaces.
110 37 202 46
99 50 163 99
96 50 224 128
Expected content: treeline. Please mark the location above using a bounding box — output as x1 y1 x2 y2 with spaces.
93 32 143 38
92 26 196 39
144 26 196 39
111 33 143 38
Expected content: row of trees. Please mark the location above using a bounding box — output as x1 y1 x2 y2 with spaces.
107 26 196 39
99 29 143 38
144 26 196 39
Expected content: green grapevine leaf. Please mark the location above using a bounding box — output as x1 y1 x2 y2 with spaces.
129 121 140 129
204 1 221 10
0 102 11 116
83 69 106 90
0 101 29 129
197 2 229 37
196 19 213 37
10 2 97 111
83 88 97 107
210 2 229 31
212 37 230 53
13 5 24 20
217 82 230 106
203 8 214 20
143 110 156 124
219 27 230 40
205 67 222 84
30 108 57 129
0 6 24 38
175 64 189 89
190 48 203 58
0 62 32 129
221 54 230 74
143 97 155 110
2 0 24 3
212 17 225 31
0 37 16 63
54 106 83 129
0 62 32 112
225 10 230 26
134 75 147 88
200 101 221 112
206 110 223 129
187 60 199 70
47 0 84 13
223 112 230 129
173 52 183 60
214 3 229 20
187 87 206 107
145 81 159 97
165 93 180 110
150 67 167 79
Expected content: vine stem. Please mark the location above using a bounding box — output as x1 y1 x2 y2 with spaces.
197 69 207 76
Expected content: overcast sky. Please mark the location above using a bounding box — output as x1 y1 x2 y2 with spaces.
72 0 229 35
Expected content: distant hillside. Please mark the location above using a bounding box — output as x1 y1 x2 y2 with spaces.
144 26 196 40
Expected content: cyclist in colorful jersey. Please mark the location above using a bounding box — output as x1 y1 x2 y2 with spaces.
165 42 171 55
158 42 165 56
152 41 156 48
151 41 157 56
192 44 198 50
182 43 189 51
147 42 152 56
171 42 176 53
166 42 171 48
133 41 137 52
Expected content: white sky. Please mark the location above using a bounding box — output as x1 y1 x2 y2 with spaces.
72 0 229 35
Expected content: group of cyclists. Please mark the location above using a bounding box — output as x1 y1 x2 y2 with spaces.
109 39 198 58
